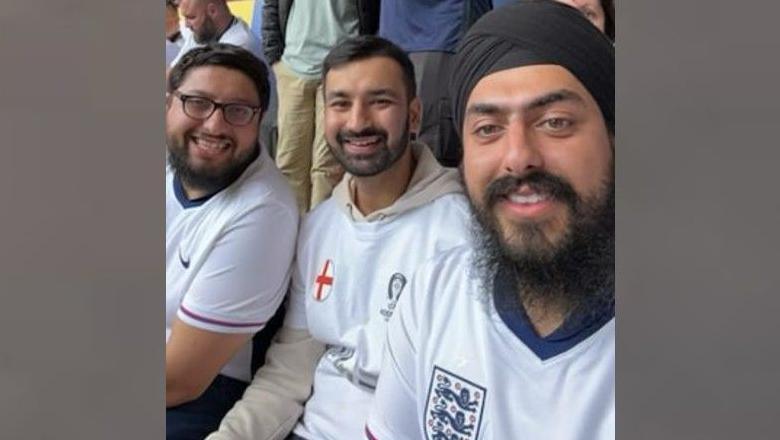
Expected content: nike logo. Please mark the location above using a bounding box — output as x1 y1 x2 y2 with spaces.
178 248 190 269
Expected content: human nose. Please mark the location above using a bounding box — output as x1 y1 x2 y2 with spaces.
201 106 231 132
499 121 543 174
346 101 370 132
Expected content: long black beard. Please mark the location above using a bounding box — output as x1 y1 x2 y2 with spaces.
468 171 615 320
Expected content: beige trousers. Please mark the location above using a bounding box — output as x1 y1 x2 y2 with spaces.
273 61 343 213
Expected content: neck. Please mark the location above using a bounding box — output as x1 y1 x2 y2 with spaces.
181 181 209 200
522 296 569 337
214 13 233 37
352 145 415 216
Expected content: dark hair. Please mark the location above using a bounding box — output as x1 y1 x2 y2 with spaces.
601 0 614 41
167 43 270 113
322 35 416 101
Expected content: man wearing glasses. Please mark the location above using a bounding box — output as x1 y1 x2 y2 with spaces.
165 43 298 440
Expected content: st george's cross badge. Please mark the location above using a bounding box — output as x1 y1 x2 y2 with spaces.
424 366 487 440
313 259 334 302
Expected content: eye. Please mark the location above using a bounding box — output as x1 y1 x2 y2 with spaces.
328 100 350 110
473 124 503 138
371 98 393 106
538 117 575 134
185 96 212 112
536 117 575 136
225 104 254 120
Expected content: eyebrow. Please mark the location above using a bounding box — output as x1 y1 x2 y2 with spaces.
326 88 398 100
466 89 585 117
179 89 259 106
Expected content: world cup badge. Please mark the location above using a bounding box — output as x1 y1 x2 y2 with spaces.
424 366 486 440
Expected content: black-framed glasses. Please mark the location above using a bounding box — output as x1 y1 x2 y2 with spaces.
172 91 261 127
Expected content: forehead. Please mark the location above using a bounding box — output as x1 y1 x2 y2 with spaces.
324 56 407 96
179 0 203 14
179 66 259 103
466 64 599 116
557 0 603 14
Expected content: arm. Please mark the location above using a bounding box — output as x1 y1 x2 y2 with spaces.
167 201 298 407
206 325 325 440
166 319 253 407
261 0 283 64
206 240 323 440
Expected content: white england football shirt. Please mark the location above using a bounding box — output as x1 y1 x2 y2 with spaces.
286 192 472 440
366 246 615 440
166 150 298 382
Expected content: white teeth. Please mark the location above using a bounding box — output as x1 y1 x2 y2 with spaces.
508 193 547 204
346 136 380 146
194 136 229 151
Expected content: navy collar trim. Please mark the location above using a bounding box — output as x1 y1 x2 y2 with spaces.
173 173 216 209
493 266 615 361
216 16 237 42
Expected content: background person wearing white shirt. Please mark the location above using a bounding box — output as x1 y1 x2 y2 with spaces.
169 0 263 69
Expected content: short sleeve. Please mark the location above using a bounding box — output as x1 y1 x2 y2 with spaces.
178 202 297 334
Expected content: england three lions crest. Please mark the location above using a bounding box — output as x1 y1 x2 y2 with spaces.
424 366 486 440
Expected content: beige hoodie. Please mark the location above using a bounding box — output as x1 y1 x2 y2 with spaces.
206 142 464 440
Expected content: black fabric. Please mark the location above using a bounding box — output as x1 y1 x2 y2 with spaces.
250 301 286 375
449 0 615 138
166 374 249 440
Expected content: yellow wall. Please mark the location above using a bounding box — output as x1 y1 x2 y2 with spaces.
227 0 255 25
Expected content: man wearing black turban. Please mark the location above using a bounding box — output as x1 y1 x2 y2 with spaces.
366 2 615 439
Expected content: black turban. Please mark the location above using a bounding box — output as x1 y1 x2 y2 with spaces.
449 0 614 138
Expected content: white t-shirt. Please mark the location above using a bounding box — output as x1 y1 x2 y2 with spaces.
366 246 615 440
166 150 298 382
286 192 472 440
170 16 263 68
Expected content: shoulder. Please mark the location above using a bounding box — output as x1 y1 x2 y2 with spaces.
297 197 342 246
406 192 473 236
410 244 475 303
225 155 298 221
421 244 473 281
224 18 261 45
426 192 472 216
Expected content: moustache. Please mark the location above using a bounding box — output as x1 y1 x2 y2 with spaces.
484 171 579 210
335 127 388 145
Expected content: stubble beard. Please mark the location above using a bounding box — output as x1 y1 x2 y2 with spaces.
329 121 410 177
193 17 218 44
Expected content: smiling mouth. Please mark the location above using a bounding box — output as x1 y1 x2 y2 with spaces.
190 135 232 152
343 135 383 148
506 192 550 204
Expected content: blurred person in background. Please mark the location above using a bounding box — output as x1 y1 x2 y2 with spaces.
378 0 493 168
262 0 380 213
